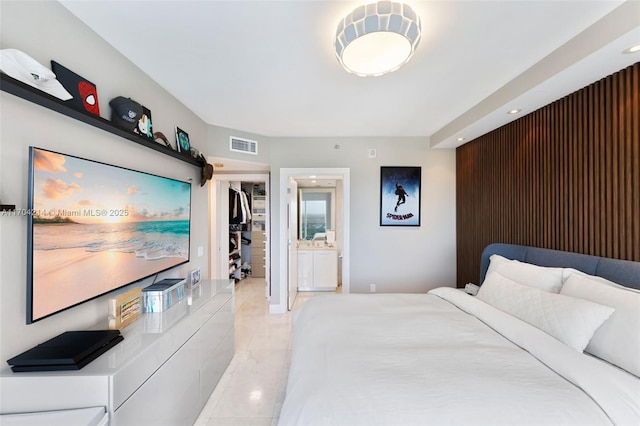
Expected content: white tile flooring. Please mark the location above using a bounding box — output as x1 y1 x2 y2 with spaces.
194 278 322 426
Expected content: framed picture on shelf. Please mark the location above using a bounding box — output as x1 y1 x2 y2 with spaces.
175 127 191 155
189 267 201 287
380 166 421 227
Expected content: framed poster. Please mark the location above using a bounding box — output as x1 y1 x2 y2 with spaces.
380 166 421 226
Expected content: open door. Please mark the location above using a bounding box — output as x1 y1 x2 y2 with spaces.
287 177 298 310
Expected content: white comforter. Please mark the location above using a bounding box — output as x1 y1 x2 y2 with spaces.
278 288 640 426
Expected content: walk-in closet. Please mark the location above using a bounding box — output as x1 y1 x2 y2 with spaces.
228 181 267 283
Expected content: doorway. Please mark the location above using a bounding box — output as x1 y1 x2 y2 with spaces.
210 173 271 300
278 168 350 312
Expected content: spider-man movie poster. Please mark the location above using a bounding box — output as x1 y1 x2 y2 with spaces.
380 166 421 226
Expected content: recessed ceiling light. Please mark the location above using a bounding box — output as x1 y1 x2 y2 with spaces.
457 137 465 142
508 109 521 115
623 43 640 54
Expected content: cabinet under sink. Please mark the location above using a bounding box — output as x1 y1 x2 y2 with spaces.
297 248 338 291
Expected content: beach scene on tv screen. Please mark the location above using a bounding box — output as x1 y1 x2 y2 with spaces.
31 148 191 321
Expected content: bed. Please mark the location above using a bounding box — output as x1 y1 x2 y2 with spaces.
278 243 640 426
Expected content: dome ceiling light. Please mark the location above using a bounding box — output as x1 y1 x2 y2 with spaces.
334 1 421 77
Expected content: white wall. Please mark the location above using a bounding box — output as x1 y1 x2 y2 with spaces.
207 124 271 166
0 2 210 362
267 137 456 306
205 133 457 307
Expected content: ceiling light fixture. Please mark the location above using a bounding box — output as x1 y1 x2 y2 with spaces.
623 43 640 54
334 1 421 77
508 109 521 115
457 137 465 142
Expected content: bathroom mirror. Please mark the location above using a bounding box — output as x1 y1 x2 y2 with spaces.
298 188 335 240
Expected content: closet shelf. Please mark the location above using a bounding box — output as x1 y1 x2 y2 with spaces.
0 73 204 168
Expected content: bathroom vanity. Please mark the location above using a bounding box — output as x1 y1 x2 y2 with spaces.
297 247 339 291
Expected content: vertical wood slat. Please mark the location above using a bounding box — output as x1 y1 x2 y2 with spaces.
606 72 614 258
455 63 640 287
633 64 640 260
609 73 620 258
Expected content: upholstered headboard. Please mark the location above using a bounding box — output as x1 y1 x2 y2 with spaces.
480 243 640 290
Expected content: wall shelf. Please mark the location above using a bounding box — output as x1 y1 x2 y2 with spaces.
0 73 203 168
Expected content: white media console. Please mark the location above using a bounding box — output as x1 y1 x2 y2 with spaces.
0 279 234 425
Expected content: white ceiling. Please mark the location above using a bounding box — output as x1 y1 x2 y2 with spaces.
59 1 640 149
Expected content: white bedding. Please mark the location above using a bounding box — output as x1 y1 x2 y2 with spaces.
278 288 640 426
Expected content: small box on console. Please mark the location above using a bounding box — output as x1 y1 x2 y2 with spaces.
142 278 186 313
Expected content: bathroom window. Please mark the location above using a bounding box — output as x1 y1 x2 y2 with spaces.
299 189 335 240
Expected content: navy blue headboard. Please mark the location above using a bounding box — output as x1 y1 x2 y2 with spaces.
480 243 640 290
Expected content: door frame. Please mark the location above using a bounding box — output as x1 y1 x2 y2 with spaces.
287 177 298 310
277 168 350 312
210 173 271 298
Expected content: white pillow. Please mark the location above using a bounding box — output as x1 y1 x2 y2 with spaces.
563 268 640 294
561 273 640 377
485 254 564 293
477 271 615 351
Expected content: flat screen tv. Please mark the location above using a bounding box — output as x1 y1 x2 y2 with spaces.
26 147 191 323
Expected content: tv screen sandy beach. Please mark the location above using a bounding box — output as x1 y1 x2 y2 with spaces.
27 147 191 322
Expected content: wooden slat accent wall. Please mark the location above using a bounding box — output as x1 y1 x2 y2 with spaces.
456 62 639 287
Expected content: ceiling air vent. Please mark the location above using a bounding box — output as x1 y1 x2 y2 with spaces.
229 136 258 155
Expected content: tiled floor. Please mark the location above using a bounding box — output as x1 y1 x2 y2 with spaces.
194 278 324 426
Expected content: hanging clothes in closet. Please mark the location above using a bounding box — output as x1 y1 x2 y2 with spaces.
229 186 252 225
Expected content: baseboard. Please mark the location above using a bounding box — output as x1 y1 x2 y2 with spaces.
268 302 286 315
